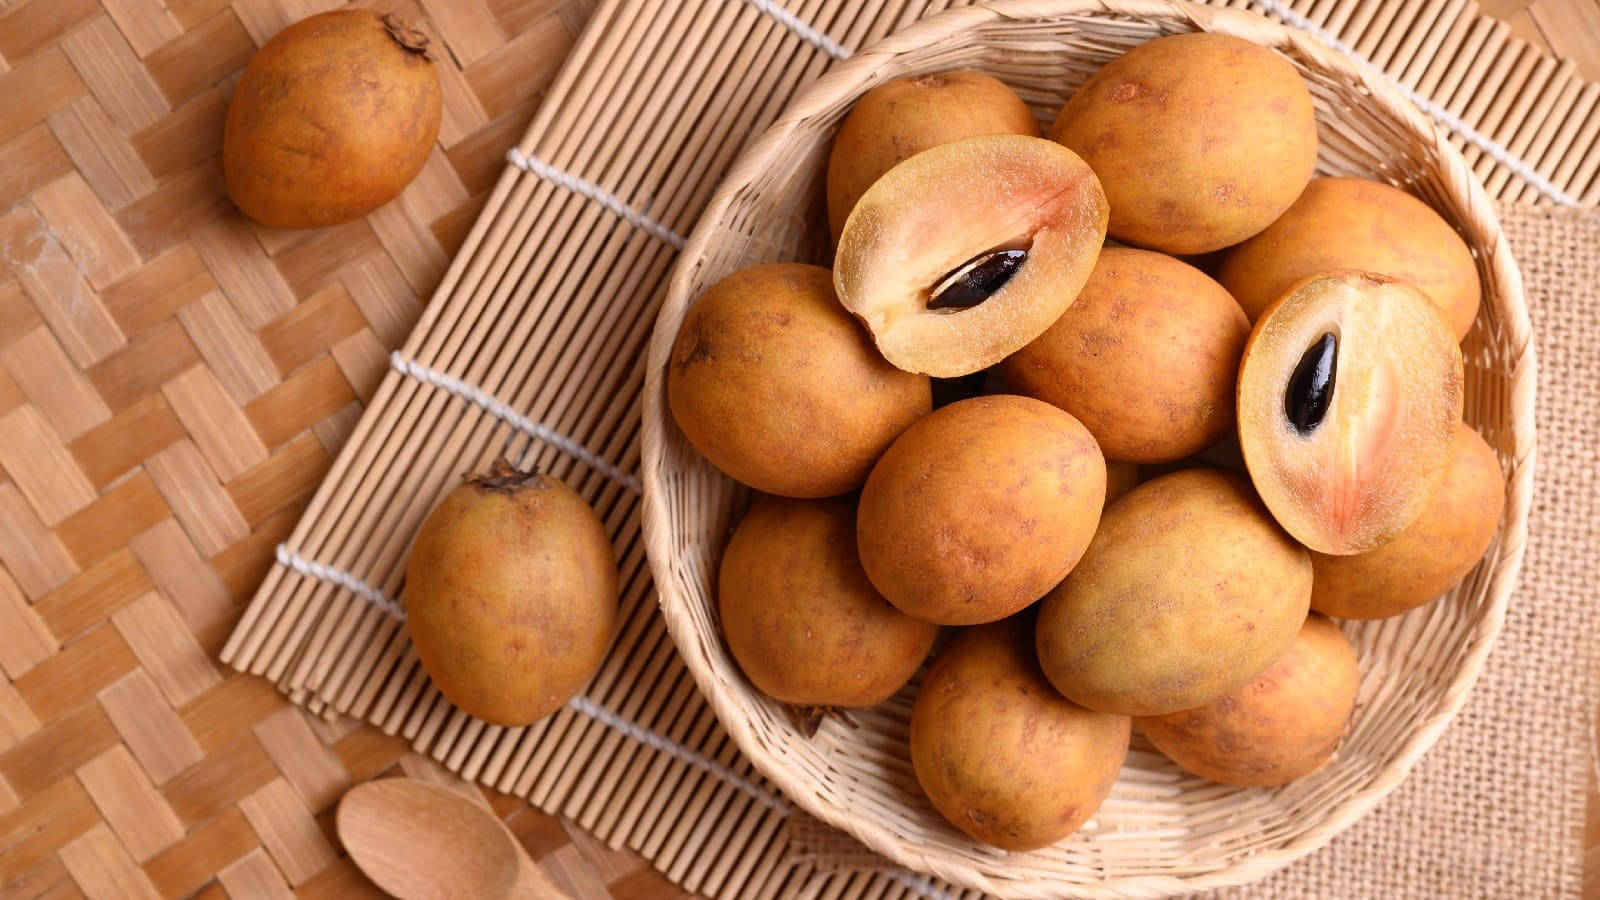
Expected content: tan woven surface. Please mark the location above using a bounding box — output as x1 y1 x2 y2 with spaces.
0 0 691 897
0 1 1594 900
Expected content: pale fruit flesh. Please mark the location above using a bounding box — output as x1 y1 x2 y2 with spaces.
1237 270 1464 555
834 134 1108 378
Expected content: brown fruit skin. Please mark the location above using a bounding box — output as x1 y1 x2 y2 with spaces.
1312 424 1504 619
224 10 443 229
718 496 938 708
405 470 617 728
1001 247 1249 463
910 618 1130 851
857 395 1106 626
1036 468 1311 717
1140 615 1359 787
1216 177 1482 340
668 263 931 498
1050 33 1318 255
826 71 1039 242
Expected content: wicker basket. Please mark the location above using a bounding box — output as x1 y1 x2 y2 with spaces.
640 0 1534 895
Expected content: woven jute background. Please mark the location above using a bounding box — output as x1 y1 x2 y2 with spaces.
0 0 1595 898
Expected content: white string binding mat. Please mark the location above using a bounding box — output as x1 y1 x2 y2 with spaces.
737 0 852 60
505 147 688 248
1250 0 1580 206
390 351 644 494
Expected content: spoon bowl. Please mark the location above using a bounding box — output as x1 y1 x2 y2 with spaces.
338 778 520 899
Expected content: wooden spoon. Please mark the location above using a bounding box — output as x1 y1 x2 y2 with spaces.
337 777 571 899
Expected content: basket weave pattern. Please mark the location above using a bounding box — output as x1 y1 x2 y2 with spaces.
642 1 1535 895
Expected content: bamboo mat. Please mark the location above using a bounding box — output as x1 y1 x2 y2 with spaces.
0 1 1593 899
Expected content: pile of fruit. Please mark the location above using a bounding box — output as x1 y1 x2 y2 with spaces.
666 33 1504 852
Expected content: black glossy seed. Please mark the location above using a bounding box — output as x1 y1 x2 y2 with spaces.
1285 332 1338 435
929 249 1027 310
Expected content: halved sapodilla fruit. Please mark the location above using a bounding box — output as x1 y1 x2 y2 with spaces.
833 134 1108 377
1238 270 1464 555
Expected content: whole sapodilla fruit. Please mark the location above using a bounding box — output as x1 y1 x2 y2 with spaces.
224 10 443 229
910 617 1130 851
1001 247 1250 463
668 263 931 498
857 395 1105 626
1050 33 1318 254
826 70 1039 241
718 495 938 709
1216 177 1482 340
405 461 617 728
1140 614 1359 787
1036 468 1311 717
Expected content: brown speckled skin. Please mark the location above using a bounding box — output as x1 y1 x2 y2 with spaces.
1036 468 1311 716
667 263 931 498
1139 614 1359 787
1049 33 1318 255
910 617 1130 851
405 475 617 728
856 395 1106 626
718 496 938 708
223 10 442 229
1216 177 1483 340
826 71 1040 242
1311 424 1505 619
1001 247 1249 464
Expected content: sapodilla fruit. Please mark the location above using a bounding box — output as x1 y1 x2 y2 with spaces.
857 395 1105 626
1050 33 1318 254
910 617 1130 851
1216 177 1482 340
405 461 617 727
1140 614 1359 787
718 496 938 710
1036 468 1311 717
1237 270 1464 555
834 135 1108 377
224 10 443 229
667 263 931 498
1002 247 1249 463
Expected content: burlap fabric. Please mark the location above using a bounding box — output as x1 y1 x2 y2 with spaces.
1210 204 1599 899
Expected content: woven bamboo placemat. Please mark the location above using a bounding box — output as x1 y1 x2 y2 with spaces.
0 0 1594 898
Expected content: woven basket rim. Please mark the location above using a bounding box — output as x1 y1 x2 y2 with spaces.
640 0 1537 894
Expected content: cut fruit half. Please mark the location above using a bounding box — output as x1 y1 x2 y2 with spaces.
1237 270 1463 555
833 134 1108 378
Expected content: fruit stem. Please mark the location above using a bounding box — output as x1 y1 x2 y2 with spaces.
381 14 433 59
468 458 543 495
